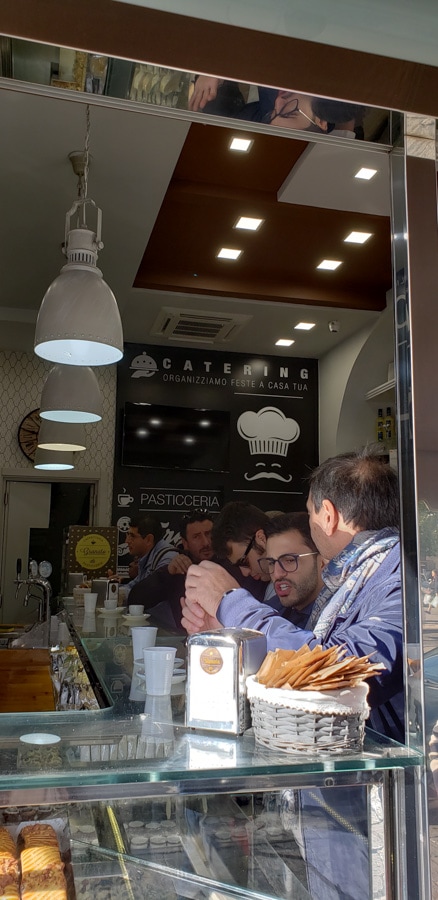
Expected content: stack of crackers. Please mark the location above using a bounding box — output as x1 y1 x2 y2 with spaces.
255 644 385 692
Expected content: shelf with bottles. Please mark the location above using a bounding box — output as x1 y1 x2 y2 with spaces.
365 378 396 403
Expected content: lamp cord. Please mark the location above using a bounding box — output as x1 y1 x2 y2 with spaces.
76 105 91 228
83 104 90 202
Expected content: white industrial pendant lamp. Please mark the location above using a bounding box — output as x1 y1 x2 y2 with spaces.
40 364 103 423
34 106 123 367
38 419 86 452
34 448 75 471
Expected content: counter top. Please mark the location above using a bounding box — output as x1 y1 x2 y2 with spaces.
0 604 423 802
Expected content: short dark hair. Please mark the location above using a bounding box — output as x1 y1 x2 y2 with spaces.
308 449 399 531
212 501 269 558
311 98 364 133
180 509 214 540
130 513 163 543
264 511 318 554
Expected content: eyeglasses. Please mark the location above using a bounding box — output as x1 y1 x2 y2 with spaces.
258 552 318 575
235 535 256 568
269 96 319 129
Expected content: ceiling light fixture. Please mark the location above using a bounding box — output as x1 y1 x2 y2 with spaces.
37 420 87 452
34 448 75 471
34 105 123 367
229 137 253 152
344 231 372 244
234 216 263 231
275 339 294 347
294 322 315 331
217 248 242 260
317 259 342 271
40 364 102 423
355 167 377 180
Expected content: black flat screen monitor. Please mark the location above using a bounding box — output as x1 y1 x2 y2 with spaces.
122 401 230 472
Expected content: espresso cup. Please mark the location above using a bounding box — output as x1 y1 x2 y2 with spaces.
104 595 118 610
129 604 144 617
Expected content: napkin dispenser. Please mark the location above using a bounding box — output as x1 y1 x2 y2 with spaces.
186 628 267 734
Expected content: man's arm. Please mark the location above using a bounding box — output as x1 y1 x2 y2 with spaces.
184 560 403 715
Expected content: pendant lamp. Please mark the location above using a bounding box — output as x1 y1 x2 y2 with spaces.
40 364 102 423
34 448 75 470
37 419 86 452
34 106 123 367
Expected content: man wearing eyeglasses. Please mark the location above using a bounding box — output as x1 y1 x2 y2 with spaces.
129 505 259 628
260 512 324 627
183 452 403 900
183 450 403 742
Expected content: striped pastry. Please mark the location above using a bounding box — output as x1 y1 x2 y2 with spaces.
21 872 67 900
0 829 19 886
19 826 58 848
0 885 20 900
20 846 63 877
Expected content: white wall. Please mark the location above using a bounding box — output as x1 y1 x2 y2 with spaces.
319 301 395 461
0 350 117 523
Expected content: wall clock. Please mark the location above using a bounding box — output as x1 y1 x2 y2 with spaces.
17 409 41 462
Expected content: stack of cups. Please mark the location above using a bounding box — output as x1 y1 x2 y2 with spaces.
131 626 158 663
143 646 176 695
84 592 98 613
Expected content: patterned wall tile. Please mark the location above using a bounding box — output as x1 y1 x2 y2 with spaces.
0 350 116 523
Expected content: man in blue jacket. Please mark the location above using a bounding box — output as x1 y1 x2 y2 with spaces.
183 449 403 742
182 450 403 900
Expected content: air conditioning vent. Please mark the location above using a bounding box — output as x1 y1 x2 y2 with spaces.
151 307 252 343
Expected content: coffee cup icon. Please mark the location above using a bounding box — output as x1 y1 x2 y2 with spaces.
118 493 133 506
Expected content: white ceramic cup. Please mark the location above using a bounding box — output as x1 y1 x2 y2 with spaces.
132 626 157 662
129 604 144 617
143 646 176 696
84 592 98 612
104 595 118 610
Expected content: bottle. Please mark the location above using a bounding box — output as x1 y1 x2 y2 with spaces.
376 408 384 442
385 407 395 448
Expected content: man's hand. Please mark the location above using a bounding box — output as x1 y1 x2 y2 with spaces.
184 560 239 618
180 595 221 634
188 76 221 111
168 554 192 575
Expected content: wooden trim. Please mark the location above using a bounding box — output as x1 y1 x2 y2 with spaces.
1 0 438 116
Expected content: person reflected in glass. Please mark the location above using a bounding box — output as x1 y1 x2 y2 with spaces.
189 76 363 138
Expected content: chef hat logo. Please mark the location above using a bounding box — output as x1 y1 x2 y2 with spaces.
237 407 300 457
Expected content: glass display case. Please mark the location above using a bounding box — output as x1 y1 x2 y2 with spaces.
0 607 424 900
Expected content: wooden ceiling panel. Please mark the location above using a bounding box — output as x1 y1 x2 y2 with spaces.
135 122 392 312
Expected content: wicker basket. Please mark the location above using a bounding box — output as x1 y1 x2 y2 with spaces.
246 676 369 755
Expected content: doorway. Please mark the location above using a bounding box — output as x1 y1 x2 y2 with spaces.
1 477 95 623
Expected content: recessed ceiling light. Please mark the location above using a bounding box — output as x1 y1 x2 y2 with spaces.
234 216 263 231
230 137 253 152
217 247 242 260
355 167 377 180
294 322 315 331
275 339 295 347
344 231 372 244
317 259 342 271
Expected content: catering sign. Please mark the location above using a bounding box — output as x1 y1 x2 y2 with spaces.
113 344 318 530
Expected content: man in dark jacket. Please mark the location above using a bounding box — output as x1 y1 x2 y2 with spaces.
129 509 267 630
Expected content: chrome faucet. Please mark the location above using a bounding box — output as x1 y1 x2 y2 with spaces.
14 558 52 625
